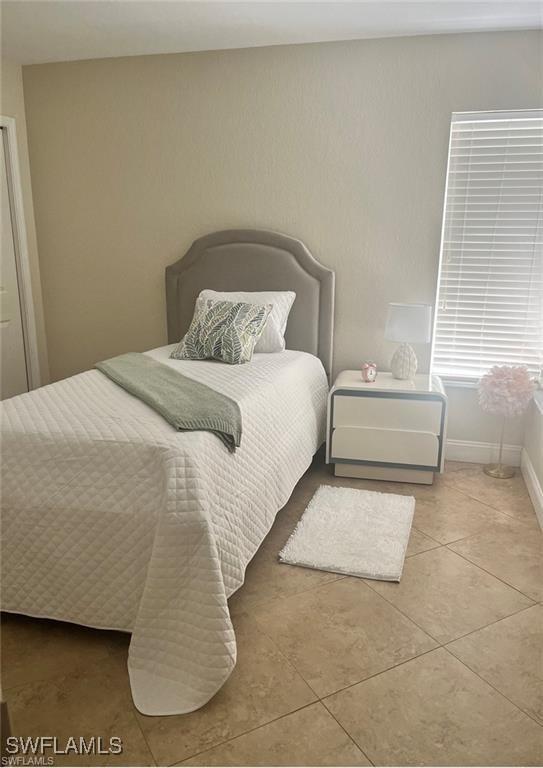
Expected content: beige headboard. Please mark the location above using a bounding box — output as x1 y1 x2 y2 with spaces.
166 229 335 376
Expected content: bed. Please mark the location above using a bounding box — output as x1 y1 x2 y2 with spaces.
1 229 335 716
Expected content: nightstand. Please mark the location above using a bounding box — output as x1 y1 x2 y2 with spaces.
326 371 448 485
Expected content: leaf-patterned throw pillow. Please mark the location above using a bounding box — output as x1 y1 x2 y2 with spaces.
170 299 272 365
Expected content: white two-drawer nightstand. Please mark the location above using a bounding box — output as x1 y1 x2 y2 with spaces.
326 371 448 485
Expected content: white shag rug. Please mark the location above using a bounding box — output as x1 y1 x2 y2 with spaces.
279 484 415 582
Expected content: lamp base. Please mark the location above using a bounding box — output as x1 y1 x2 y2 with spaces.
391 343 418 380
483 464 515 480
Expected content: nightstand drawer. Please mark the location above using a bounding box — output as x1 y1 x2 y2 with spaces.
332 394 443 434
331 426 439 468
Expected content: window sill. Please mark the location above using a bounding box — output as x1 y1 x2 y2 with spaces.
437 377 479 390
439 379 543 414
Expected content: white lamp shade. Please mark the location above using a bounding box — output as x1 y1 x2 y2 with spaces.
385 303 433 344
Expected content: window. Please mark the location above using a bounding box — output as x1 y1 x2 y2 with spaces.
432 109 543 381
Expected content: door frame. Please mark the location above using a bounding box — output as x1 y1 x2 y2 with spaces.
1 115 41 390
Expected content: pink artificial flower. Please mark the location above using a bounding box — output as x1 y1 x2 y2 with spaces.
478 365 536 418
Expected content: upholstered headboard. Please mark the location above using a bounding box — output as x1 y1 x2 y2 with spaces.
166 229 335 376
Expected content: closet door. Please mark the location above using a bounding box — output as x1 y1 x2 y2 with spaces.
1 127 29 399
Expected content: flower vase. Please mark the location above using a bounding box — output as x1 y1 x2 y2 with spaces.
483 415 515 479
478 365 535 481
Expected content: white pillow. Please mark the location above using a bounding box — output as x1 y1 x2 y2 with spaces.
199 290 295 353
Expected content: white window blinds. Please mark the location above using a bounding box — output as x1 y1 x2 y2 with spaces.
432 109 543 380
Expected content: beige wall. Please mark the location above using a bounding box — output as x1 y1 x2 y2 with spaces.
1 57 49 383
445 386 526 447
22 31 541 441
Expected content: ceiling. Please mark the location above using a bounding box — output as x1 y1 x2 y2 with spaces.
2 1 541 66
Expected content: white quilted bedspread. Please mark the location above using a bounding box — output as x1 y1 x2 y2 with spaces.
1 346 328 715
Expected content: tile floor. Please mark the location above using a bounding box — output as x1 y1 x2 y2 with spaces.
3 458 542 767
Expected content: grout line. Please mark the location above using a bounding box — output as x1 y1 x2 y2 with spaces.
318 603 543 750
320 645 440 701
316 602 538 706
139 596 543 766
259 616 376 767
443 602 537 647
246 601 374 766
168 701 321 767
321 702 375 766
234 612 376 768
438 494 536 539
361 558 538 665
420 509 528 548
450 498 535 530
443 529 499 547
166 616 336 766
408 524 443 547
251 614 322 702
441 644 543 730
361 576 442 646
229 572 348 617
129 710 158 767
6 465 539 767
445 545 538 603
440 476 537 528
240 517 542 764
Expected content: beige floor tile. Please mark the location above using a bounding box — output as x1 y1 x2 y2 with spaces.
229 509 344 616
230 472 433 614
443 464 537 525
325 648 543 767
5 457 541 768
254 578 437 698
448 604 543 725
448 516 543 601
6 654 153 766
410 484 514 544
444 461 478 472
368 547 533 643
229 557 344 615
180 702 370 766
406 527 440 557
136 615 316 766
1 613 126 690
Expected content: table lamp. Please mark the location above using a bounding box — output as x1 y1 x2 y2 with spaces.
385 303 433 380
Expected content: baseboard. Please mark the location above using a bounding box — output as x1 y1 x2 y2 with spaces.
445 439 522 467
521 449 543 530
